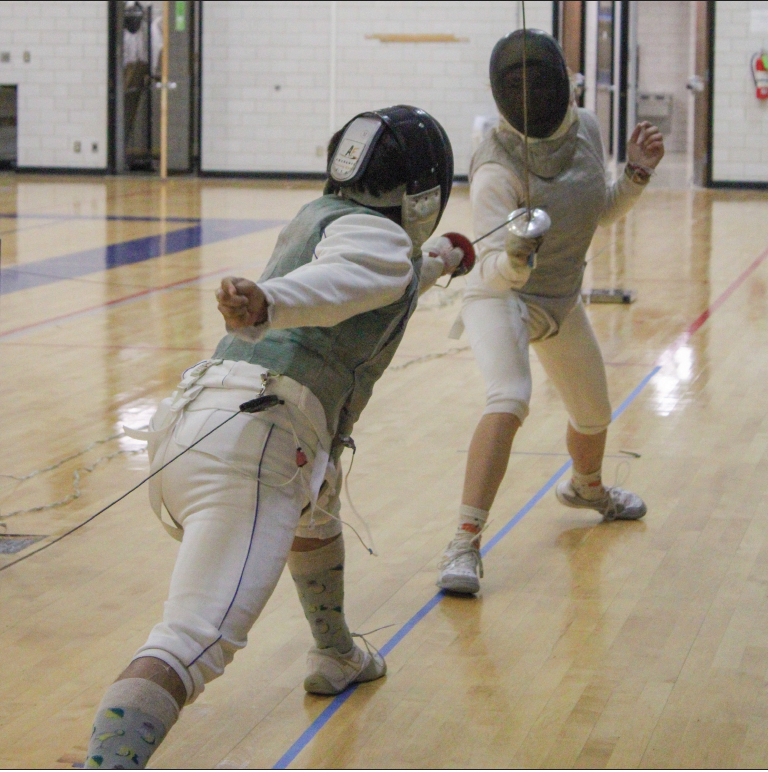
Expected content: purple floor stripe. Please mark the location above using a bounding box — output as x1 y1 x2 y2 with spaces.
0 218 283 295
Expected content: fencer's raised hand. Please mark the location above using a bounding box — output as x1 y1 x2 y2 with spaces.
423 235 465 276
216 277 268 329
627 121 665 170
505 230 543 270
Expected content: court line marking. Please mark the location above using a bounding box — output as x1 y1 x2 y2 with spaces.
0 218 283 295
0 217 288 340
271 243 768 770
272 368 658 771
0 264 241 341
1 340 210 352
0 212 203 222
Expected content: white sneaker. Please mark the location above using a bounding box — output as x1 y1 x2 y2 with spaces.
556 479 647 521
437 538 483 594
303 643 386 695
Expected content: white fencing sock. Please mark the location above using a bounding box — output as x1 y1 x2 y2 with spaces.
452 504 489 545
571 469 606 501
288 537 354 654
85 678 180 769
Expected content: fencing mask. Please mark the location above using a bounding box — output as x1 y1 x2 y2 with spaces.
490 29 571 139
123 1 145 34
328 105 453 252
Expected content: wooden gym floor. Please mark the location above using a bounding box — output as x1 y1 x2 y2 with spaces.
2 172 768 769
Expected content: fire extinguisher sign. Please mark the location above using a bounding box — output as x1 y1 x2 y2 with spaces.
753 51 768 100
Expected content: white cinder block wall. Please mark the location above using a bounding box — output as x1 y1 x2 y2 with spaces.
0 0 762 185
201 1 553 176
201 1 333 174
712 0 768 183
0 1 108 169
636 1 690 154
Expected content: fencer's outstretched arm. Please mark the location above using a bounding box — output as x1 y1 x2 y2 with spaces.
217 213 414 340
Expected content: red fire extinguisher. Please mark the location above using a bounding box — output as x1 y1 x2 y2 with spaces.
753 51 768 100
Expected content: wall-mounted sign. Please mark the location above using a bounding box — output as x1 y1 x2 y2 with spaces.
365 33 468 43
175 1 186 32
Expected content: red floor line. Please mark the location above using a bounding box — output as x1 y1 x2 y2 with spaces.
664 245 768 357
1 341 209 352
0 265 238 340
5 245 768 347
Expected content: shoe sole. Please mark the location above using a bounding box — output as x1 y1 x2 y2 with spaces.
605 506 647 521
555 488 600 511
304 673 342 695
304 657 387 696
437 575 480 594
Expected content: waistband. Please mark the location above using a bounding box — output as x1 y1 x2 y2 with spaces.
181 359 330 449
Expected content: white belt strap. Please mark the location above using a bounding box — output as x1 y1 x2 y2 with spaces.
308 446 330 507
124 359 334 540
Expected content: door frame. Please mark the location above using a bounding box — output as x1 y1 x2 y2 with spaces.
108 0 201 175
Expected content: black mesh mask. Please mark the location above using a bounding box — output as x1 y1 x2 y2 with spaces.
124 2 144 34
490 29 571 139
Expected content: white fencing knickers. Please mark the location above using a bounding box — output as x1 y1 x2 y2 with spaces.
462 291 612 434
132 360 339 704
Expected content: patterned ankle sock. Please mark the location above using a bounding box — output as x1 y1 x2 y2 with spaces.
571 469 606 501
85 678 180 769
288 537 353 654
453 504 489 545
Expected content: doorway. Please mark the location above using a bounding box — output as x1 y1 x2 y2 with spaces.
0 85 17 170
560 1 631 161
108 0 199 174
563 1 712 186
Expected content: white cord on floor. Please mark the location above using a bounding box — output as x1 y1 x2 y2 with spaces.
390 345 469 371
0 436 145 521
1 403 378 559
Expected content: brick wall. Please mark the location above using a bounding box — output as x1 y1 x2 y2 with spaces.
0 1 107 169
0 1 764 183
201 0 553 176
712 0 768 183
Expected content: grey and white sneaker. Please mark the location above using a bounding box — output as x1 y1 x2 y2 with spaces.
437 539 484 594
556 479 647 521
303 643 386 695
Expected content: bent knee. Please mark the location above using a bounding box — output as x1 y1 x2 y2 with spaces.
136 614 245 704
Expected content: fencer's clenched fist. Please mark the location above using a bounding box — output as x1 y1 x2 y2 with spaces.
505 230 543 270
216 277 268 329
422 235 465 276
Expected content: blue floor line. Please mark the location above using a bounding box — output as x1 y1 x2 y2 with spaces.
272 365 662 769
0 212 203 223
480 458 573 556
0 218 284 295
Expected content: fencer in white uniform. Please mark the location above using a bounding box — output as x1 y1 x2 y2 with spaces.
85 106 467 770
438 30 665 595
